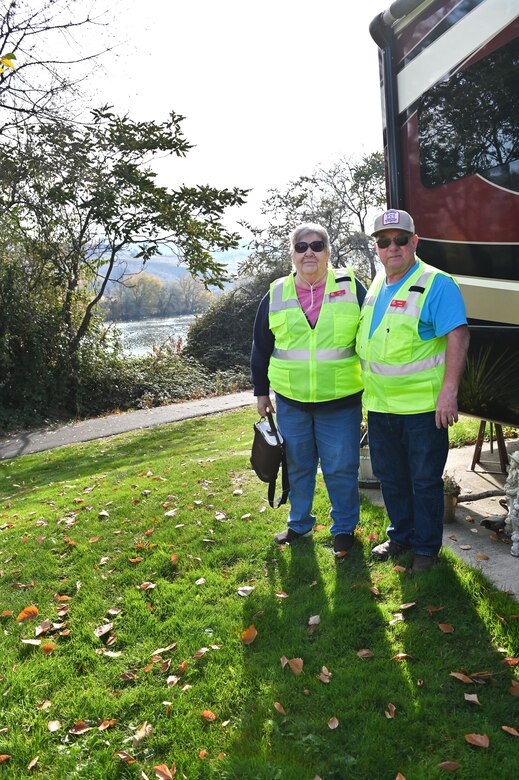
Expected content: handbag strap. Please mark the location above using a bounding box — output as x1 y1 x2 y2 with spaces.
266 411 289 508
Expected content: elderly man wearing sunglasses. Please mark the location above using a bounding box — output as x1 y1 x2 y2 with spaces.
251 223 367 557
356 209 470 572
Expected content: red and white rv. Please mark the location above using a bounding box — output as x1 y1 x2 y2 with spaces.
370 0 519 424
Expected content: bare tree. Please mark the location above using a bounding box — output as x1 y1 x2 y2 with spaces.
239 152 385 284
0 0 111 136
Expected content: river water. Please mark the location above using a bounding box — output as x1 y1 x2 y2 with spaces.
113 315 196 357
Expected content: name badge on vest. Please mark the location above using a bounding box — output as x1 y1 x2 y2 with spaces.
329 290 346 298
390 299 406 308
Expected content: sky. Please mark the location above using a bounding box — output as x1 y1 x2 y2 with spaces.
93 0 386 232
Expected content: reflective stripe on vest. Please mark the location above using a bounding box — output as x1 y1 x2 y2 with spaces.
360 352 445 376
273 346 356 361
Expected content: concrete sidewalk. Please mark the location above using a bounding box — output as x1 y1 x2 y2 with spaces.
0 393 517 599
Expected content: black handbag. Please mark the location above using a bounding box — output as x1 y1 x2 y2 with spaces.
250 411 289 508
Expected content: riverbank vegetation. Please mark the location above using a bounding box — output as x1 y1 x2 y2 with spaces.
0 409 517 779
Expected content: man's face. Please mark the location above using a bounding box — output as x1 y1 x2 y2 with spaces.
374 230 418 282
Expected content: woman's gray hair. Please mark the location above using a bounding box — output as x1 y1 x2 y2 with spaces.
289 223 330 251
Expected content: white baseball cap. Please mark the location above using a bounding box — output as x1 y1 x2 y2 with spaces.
372 209 415 236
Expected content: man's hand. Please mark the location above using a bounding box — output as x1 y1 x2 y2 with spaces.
256 395 275 416
435 388 459 429
435 325 470 429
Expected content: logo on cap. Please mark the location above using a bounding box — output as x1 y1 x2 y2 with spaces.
382 210 400 226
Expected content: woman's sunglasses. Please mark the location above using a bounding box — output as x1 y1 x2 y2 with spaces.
375 235 411 249
294 240 325 253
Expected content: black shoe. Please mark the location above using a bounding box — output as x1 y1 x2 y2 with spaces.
274 527 313 545
333 533 354 557
372 539 408 561
411 554 438 573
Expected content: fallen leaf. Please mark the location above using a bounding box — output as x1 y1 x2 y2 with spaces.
35 618 51 637
16 605 39 622
133 720 152 747
501 725 519 736
439 623 454 633
41 642 57 655
280 656 288 668
0 610 13 618
237 586 254 597
327 716 339 729
502 657 519 667
464 693 480 705
201 710 217 722
98 719 116 730
508 683 519 696
195 577 206 586
27 756 39 770
317 666 331 684
199 749 209 759
152 642 177 656
21 638 41 646
138 582 156 590
37 700 52 710
170 554 178 565
459 544 472 550
384 703 396 719
274 702 286 715
154 765 176 779
128 557 143 564
450 671 474 683
396 773 407 779
426 605 445 616
288 657 304 675
47 720 61 732
241 625 257 645
0 756 11 764
357 648 374 659
391 653 414 661
475 554 489 560
94 622 113 638
464 733 489 747
400 602 416 610
69 721 93 735
437 761 461 772
275 591 289 598
393 565 406 572
308 614 320 626
193 647 209 660
115 751 136 763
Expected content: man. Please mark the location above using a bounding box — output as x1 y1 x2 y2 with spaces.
356 209 469 572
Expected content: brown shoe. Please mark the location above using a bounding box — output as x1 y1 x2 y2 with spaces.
372 539 408 561
412 554 438 573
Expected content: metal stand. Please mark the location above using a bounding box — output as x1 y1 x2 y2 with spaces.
470 420 509 474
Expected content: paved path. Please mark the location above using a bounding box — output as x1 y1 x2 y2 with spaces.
0 393 516 599
0 391 254 460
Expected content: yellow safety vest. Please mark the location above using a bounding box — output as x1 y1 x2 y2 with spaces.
356 260 449 414
268 268 363 403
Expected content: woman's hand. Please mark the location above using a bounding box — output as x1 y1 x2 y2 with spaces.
256 395 275 416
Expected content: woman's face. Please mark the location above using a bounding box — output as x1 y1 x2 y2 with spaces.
291 231 330 282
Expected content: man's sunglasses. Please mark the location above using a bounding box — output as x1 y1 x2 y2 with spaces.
294 240 325 253
375 235 411 249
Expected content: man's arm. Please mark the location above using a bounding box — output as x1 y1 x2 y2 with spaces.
435 324 470 429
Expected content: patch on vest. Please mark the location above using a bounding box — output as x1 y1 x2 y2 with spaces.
390 299 406 308
329 290 346 298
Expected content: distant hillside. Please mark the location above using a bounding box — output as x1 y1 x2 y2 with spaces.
102 245 250 289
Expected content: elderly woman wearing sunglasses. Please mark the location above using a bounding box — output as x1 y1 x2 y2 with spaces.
251 223 367 557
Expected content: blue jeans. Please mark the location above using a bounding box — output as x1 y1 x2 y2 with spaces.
275 395 362 536
367 411 449 556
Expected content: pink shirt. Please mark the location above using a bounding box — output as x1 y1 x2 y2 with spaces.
295 279 327 327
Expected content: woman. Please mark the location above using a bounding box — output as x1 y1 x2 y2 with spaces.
251 223 366 556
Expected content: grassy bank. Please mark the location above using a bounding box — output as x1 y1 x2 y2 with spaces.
0 409 517 779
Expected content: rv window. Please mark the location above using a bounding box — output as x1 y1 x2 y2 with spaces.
418 37 519 190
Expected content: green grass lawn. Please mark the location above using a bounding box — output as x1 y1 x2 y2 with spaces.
0 409 517 780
